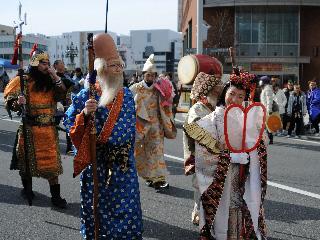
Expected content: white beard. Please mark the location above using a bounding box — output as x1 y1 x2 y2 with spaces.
206 94 218 108
98 73 123 107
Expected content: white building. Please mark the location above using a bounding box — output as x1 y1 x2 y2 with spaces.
130 29 183 75
0 24 48 66
47 31 134 73
1 24 183 78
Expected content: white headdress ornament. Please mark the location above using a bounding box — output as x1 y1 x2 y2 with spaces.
142 54 157 72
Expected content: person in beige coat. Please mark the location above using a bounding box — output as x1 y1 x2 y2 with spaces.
130 54 176 191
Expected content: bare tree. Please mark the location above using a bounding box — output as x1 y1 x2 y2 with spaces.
203 8 234 63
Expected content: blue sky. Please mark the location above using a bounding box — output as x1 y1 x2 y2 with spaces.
0 0 178 36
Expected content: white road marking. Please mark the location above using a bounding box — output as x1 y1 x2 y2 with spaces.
1 131 319 199
0 117 21 123
164 154 184 161
164 153 320 200
0 143 14 148
174 118 184 123
267 181 320 200
289 138 320 145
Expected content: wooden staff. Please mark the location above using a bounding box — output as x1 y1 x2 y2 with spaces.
13 4 32 206
18 35 33 206
87 33 99 240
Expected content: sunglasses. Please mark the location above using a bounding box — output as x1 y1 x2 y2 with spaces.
107 64 124 69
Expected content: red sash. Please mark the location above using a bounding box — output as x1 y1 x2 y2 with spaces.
71 89 124 177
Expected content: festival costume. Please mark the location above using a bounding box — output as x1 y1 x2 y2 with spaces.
130 54 176 186
64 33 143 239
4 50 68 208
185 71 268 240
183 71 223 225
64 88 143 239
5 75 63 178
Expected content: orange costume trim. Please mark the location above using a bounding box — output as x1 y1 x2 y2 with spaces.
70 89 124 177
5 76 62 179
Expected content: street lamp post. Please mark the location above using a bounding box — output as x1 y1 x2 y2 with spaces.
65 42 78 70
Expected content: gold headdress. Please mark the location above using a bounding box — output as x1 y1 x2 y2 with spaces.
30 51 50 67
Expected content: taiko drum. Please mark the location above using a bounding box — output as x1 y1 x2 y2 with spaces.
178 54 223 85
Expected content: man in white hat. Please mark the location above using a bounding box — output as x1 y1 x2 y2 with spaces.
130 54 176 191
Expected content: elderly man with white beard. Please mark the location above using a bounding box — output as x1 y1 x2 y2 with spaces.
64 33 143 239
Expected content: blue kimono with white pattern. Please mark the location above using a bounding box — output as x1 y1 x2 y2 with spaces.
64 87 143 240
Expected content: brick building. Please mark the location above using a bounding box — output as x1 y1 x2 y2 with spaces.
178 0 320 89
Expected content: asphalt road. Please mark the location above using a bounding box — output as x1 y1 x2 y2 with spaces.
0 93 319 240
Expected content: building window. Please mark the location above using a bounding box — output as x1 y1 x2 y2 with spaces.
147 33 151 43
252 7 266 44
267 8 282 43
282 8 298 43
236 6 298 57
188 20 192 48
237 7 251 43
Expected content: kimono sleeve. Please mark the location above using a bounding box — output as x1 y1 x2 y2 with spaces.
4 76 20 99
3 76 22 113
63 90 89 149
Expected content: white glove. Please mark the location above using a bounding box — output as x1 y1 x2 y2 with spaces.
230 152 249 164
57 102 64 112
79 78 85 85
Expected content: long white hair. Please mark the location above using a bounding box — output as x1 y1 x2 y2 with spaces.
94 58 123 106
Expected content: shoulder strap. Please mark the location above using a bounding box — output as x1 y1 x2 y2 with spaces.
184 122 220 154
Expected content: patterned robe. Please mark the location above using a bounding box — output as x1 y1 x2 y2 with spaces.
183 102 213 162
188 106 267 240
4 76 63 179
130 81 175 183
64 87 143 239
183 102 213 217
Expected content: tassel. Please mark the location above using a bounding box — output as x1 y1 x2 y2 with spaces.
11 33 22 65
30 43 38 57
11 47 18 65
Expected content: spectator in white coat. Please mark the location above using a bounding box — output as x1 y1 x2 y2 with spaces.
273 83 287 135
259 76 275 144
